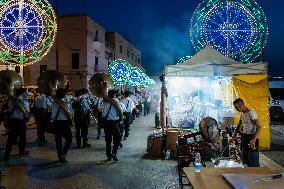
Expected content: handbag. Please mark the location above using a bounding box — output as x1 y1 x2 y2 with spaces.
46 107 60 134
101 104 112 128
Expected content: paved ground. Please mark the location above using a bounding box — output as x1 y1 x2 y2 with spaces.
0 114 179 189
0 115 283 189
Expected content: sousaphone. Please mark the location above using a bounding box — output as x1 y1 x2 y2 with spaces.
37 70 73 120
0 70 23 96
88 73 123 120
0 70 28 117
37 70 67 96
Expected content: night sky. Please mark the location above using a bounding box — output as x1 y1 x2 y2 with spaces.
50 0 284 77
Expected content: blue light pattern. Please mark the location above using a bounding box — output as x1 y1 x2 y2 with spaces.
0 3 42 52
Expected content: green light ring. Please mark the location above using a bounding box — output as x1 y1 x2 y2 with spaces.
126 67 144 86
0 0 57 65
108 59 132 85
190 0 268 63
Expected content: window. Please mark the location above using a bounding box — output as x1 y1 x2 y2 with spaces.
94 30 98 41
127 50 130 57
119 45 123 54
138 58 141 64
131 53 134 60
95 56 99 72
40 65 47 74
72 53 79 69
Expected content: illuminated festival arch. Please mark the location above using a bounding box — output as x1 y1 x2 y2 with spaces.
0 0 57 65
190 0 268 63
108 59 132 85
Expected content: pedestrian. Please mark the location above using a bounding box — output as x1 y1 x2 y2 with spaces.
122 91 135 140
116 91 126 147
95 97 104 139
73 89 91 148
51 88 73 163
102 90 123 161
34 91 52 146
4 88 30 160
231 98 261 167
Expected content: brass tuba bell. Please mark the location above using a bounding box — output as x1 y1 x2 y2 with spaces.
0 70 23 96
37 70 67 96
88 73 123 120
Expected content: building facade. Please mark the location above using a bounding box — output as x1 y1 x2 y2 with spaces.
23 15 143 90
106 32 144 72
26 16 107 90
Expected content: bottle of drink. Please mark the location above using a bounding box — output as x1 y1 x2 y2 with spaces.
194 152 201 173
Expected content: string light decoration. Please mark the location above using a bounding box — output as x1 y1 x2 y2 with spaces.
177 56 192 64
190 0 268 63
0 0 57 65
108 59 132 85
127 67 143 86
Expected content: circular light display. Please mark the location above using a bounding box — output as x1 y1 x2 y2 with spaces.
190 0 268 63
108 59 132 85
0 0 57 65
127 67 143 86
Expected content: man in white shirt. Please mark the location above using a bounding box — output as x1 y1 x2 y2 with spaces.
102 90 123 161
122 91 135 140
231 98 261 167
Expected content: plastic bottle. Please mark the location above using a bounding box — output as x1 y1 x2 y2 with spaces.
194 152 201 173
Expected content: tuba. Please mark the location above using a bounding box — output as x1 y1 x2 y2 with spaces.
37 70 68 96
88 73 123 121
37 70 72 120
0 70 28 117
0 70 23 96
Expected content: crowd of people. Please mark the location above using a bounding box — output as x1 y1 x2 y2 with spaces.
0 87 153 164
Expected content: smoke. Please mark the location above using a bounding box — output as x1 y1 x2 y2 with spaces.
139 26 193 75
134 5 194 75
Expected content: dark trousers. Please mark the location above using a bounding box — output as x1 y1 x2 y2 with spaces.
241 134 260 167
123 112 131 138
144 102 150 115
97 112 103 136
5 118 27 155
35 108 49 141
54 120 72 158
75 121 89 146
103 120 121 158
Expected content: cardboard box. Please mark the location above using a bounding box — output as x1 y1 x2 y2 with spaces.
166 130 179 150
147 136 164 158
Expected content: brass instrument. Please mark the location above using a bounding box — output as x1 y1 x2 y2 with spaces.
0 70 23 96
88 73 123 121
37 70 67 96
37 70 71 119
0 70 28 117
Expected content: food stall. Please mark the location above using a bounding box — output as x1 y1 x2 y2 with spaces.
164 45 269 150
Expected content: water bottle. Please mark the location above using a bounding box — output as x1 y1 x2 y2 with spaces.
194 152 201 173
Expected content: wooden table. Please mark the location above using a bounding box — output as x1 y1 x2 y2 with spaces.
183 167 277 189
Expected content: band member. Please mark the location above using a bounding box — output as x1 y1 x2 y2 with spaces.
34 91 52 146
4 88 30 160
51 88 73 163
102 90 123 161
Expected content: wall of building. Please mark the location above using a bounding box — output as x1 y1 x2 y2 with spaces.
106 32 142 70
23 16 144 91
86 17 108 83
